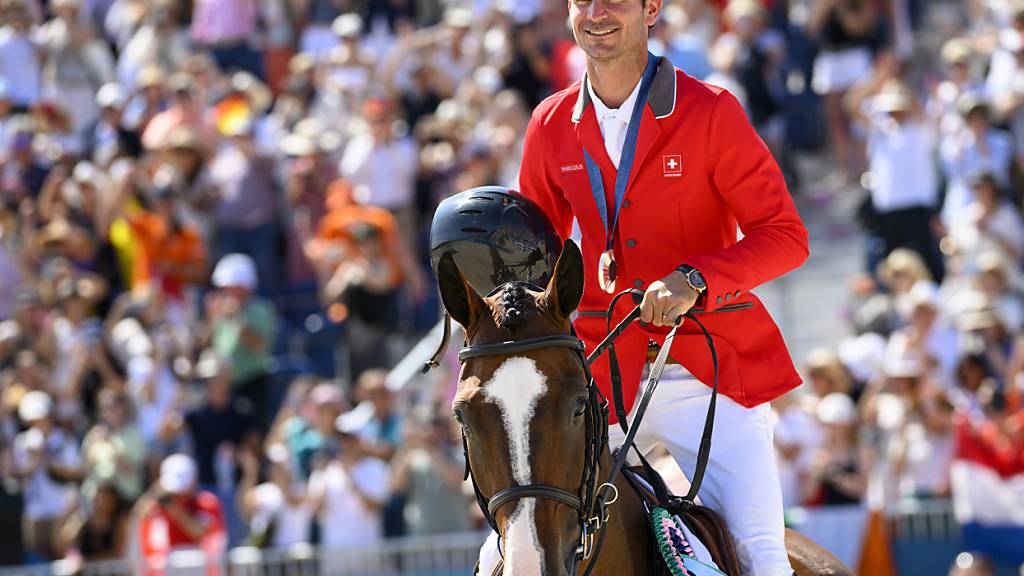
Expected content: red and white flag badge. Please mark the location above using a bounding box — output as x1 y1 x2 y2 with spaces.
663 155 682 177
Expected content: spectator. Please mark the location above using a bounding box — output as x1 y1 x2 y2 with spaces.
847 72 944 282
12 391 83 561
134 453 226 569
276 381 345 481
80 388 145 502
141 73 217 152
58 483 129 561
114 0 187 90
312 184 423 380
808 0 886 186
773 391 821 508
189 0 261 78
804 347 855 400
307 413 390 549
339 97 419 255
36 0 115 132
391 410 470 536
947 173 1024 274
204 253 278 425
940 95 1015 225
888 388 956 500
280 125 337 322
208 119 282 298
805 393 866 506
113 164 208 319
0 0 43 111
87 82 143 167
349 369 401 462
236 443 311 549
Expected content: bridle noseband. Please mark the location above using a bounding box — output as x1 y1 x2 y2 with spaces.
458 333 615 564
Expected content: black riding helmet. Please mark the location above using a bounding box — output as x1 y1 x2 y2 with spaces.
429 186 563 296
424 186 563 372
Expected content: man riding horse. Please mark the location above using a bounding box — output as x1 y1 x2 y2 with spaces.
431 0 811 574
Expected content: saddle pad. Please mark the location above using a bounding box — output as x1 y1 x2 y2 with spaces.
652 506 727 576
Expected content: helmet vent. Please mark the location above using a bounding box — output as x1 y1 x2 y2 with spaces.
461 227 487 233
459 209 484 215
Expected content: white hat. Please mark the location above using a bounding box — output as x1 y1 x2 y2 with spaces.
816 393 856 425
837 332 887 383
212 253 257 290
18 390 52 422
332 13 363 38
95 82 127 109
159 453 198 494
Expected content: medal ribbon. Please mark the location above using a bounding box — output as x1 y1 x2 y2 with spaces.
583 52 659 255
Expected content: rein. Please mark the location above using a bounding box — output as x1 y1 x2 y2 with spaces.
440 287 721 575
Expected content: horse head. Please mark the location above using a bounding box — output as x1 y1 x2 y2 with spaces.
438 239 601 575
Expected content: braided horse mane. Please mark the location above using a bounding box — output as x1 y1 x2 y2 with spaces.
495 281 532 329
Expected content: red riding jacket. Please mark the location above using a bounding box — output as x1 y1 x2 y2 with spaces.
519 57 809 420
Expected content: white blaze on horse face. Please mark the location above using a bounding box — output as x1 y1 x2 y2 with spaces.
483 357 547 575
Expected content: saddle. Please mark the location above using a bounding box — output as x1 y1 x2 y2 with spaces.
621 461 742 576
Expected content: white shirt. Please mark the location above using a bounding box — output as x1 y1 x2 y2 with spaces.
864 111 938 212
13 428 81 520
251 482 312 548
940 128 1015 223
340 133 418 210
587 75 644 169
0 27 42 106
309 458 390 548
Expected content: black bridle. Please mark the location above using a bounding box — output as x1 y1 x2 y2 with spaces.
459 332 613 563
433 286 721 574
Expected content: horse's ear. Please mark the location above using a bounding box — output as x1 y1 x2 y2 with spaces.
436 253 485 328
545 239 584 320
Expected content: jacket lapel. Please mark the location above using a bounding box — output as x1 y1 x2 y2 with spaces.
572 57 679 215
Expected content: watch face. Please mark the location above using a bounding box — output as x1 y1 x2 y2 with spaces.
690 270 706 289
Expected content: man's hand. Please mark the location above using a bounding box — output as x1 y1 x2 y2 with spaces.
640 270 699 327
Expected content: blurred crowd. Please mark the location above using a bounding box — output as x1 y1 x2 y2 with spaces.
771 0 1024 522
0 0 1022 571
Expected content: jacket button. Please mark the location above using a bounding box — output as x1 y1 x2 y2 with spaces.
734 290 741 298
626 239 637 248
724 293 731 302
633 279 643 288
623 200 631 208
716 296 723 305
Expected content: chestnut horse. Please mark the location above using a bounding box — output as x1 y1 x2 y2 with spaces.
436 240 851 576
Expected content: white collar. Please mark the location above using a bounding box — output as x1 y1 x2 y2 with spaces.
587 73 644 123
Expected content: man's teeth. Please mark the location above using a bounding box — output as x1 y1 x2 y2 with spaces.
589 29 615 36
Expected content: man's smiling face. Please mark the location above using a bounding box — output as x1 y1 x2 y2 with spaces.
569 0 660 64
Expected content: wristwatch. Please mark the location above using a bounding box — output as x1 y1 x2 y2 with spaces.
675 264 707 294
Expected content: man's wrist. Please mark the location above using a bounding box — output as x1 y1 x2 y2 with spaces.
675 264 707 294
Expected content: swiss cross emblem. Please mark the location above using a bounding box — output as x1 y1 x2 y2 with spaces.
663 155 682 177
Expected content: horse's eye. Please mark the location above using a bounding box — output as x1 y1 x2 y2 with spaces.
573 398 587 419
453 408 466 427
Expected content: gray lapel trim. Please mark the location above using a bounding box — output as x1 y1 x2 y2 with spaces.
649 56 677 119
570 56 677 124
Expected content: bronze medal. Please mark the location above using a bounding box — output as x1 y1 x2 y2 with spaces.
598 249 617 294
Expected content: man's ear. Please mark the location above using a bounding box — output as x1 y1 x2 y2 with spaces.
544 240 584 321
436 253 485 328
